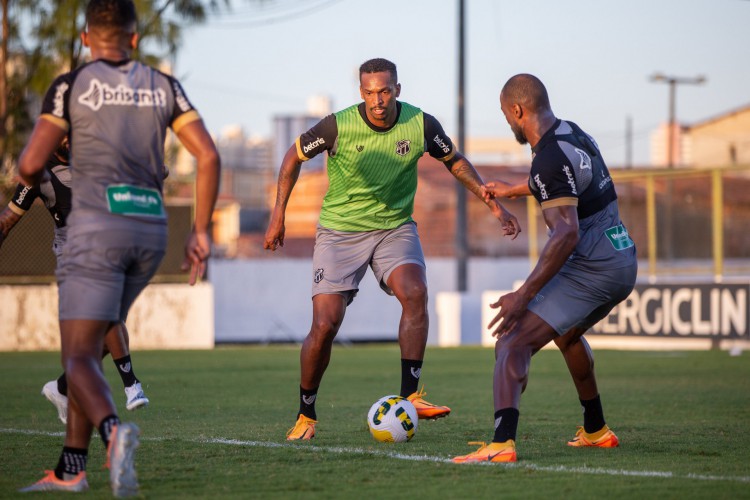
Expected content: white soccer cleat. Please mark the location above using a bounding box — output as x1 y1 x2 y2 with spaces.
106 422 141 498
41 380 68 424
124 382 149 411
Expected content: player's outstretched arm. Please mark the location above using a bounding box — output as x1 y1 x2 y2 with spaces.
176 119 221 285
264 145 303 252
443 153 521 239
482 178 532 201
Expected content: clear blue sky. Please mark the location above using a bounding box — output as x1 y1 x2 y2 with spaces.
175 0 750 166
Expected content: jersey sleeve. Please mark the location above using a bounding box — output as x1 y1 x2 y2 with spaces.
423 113 456 161
529 147 580 210
166 75 201 134
8 183 40 215
295 114 337 161
39 73 74 132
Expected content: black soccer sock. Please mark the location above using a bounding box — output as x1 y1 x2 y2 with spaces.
299 386 319 420
54 446 88 479
400 359 423 397
580 394 606 433
113 355 139 388
492 408 520 443
98 414 120 449
56 373 68 397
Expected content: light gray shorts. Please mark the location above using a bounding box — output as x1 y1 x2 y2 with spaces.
57 216 167 322
52 226 68 260
311 221 425 304
527 260 637 335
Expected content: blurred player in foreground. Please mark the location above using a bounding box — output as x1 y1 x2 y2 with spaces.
453 74 637 463
0 138 150 425
265 58 520 441
17 0 220 495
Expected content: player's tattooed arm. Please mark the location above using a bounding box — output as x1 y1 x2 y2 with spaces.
0 206 23 247
444 153 485 199
444 153 521 239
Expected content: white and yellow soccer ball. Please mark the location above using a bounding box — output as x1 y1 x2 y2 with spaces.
366 395 418 443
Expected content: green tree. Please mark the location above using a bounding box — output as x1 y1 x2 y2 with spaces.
0 0 227 198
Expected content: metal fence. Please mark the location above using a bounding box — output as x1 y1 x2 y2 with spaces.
0 204 194 284
524 164 750 281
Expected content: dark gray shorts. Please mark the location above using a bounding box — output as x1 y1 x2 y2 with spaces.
57 217 167 322
311 221 425 304
527 260 638 335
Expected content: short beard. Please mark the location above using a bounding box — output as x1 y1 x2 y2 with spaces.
512 125 528 145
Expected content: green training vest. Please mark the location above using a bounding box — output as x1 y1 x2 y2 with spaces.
319 102 425 231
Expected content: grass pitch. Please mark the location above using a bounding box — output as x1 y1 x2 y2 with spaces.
1 345 749 498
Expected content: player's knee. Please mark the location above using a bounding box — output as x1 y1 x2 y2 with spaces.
397 281 428 310
310 315 342 338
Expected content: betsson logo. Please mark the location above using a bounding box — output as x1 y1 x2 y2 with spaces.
15 186 31 205
303 137 325 154
562 165 578 195
533 174 548 199
433 135 450 154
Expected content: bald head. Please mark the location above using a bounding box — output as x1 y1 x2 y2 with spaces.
500 74 551 113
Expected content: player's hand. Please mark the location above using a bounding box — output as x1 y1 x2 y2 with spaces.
483 180 517 200
263 211 285 251
182 230 211 286
490 201 521 240
487 290 528 338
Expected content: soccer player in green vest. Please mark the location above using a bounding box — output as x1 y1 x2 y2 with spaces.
264 58 520 440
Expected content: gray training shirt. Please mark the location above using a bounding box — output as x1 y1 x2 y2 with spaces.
40 59 200 225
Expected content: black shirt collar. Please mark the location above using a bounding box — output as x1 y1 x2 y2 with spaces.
531 118 562 155
357 101 402 132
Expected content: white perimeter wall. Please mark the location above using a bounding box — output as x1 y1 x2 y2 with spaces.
0 283 214 351
212 257 532 344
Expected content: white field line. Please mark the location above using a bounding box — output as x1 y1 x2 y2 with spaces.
3 428 749 484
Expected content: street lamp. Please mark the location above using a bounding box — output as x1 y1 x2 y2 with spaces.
649 73 706 167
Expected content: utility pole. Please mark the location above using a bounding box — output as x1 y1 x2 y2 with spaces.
625 115 632 169
455 0 467 291
649 73 706 167
649 73 705 261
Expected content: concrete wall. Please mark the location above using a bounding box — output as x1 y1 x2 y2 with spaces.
0 283 214 351
211 257 532 344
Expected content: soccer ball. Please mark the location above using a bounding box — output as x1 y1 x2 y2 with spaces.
366 395 418 443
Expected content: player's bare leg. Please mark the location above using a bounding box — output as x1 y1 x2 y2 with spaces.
103 322 128 359
555 327 598 400
483 312 557 450
493 312 557 410
288 293 347 440
555 327 617 446
387 263 428 361
61 319 118 428
388 263 449 419
300 293 348 390
106 322 149 410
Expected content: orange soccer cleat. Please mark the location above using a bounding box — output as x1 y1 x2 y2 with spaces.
567 425 619 448
452 440 517 463
407 386 451 420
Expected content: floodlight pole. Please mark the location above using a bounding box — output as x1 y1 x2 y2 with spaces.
455 0 468 292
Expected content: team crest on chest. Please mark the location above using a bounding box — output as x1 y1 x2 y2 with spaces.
395 139 411 156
